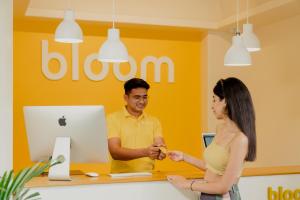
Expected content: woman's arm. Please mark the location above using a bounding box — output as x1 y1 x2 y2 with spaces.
183 153 207 170
168 151 207 170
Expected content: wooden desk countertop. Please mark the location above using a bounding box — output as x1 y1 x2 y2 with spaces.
26 165 300 188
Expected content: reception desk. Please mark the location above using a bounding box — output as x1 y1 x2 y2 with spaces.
26 166 300 200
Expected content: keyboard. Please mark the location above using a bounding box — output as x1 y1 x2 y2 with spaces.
109 172 152 178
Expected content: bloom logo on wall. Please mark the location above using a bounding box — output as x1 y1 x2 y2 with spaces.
41 40 175 82
268 186 300 200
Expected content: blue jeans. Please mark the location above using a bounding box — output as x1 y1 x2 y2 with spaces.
200 184 241 200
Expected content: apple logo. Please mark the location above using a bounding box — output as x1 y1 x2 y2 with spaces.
58 116 66 126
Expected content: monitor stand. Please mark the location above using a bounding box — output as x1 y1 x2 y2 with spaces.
42 170 84 176
48 137 71 181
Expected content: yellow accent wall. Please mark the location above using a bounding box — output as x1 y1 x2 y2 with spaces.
13 31 203 173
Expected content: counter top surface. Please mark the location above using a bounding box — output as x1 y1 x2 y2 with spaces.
26 165 300 188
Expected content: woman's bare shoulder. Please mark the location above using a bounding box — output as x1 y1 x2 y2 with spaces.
232 132 248 147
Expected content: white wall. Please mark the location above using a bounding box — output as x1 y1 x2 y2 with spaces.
0 0 13 174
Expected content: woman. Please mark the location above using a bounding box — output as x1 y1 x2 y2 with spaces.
167 77 256 200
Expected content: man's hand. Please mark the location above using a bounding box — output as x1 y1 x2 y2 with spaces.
145 144 160 160
158 150 166 160
152 137 167 160
154 143 167 160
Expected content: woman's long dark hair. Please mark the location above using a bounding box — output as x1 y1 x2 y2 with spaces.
213 77 256 161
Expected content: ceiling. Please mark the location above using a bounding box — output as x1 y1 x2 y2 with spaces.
13 0 300 38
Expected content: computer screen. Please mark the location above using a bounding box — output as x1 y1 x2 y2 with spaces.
23 105 108 180
202 132 215 148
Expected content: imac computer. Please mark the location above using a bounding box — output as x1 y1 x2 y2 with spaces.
23 105 108 180
202 132 215 148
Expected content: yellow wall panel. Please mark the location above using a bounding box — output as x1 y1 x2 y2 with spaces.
14 31 203 173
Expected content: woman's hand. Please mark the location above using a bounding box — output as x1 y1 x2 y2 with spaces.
167 175 189 189
168 151 184 161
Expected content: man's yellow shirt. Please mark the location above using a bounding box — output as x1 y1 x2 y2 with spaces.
107 107 163 173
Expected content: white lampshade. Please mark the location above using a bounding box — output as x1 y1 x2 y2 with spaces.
98 28 129 63
241 23 260 52
55 10 83 43
224 35 252 66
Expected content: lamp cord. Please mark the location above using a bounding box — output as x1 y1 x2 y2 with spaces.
236 0 240 34
247 0 249 23
112 0 116 28
67 0 71 10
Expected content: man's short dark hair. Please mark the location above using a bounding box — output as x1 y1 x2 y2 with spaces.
124 78 150 95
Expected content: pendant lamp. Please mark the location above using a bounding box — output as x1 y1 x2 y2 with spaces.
98 0 129 63
55 10 83 43
241 0 261 52
224 0 251 66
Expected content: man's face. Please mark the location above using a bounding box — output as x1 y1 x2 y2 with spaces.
124 88 148 113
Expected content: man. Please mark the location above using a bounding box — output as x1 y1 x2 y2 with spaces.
107 78 166 173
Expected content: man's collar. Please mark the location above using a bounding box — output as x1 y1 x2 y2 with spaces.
123 106 146 119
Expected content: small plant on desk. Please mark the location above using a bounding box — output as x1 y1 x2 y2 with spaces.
0 155 64 200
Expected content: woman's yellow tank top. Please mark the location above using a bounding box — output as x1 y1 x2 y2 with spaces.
204 139 230 175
